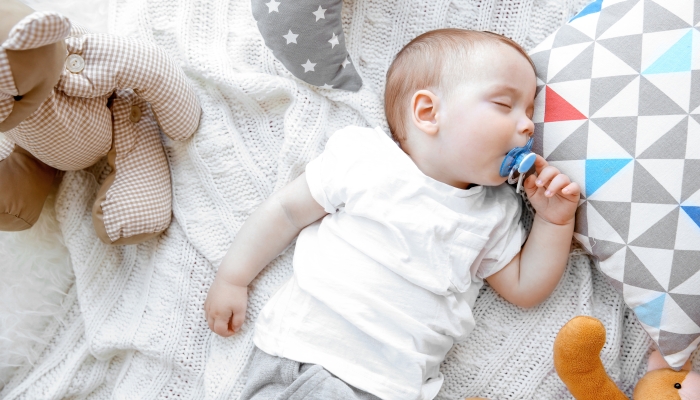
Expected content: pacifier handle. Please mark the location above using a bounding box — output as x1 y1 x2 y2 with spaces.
501 138 536 193
514 152 537 193
517 152 536 174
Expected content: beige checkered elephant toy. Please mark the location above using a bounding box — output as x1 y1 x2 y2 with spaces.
0 0 201 244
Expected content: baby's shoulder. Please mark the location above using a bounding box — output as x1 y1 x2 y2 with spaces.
324 126 401 169
327 125 391 149
484 183 519 200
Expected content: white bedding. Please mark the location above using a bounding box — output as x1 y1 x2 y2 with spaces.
0 0 682 398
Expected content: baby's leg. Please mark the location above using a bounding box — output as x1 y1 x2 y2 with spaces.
239 347 380 400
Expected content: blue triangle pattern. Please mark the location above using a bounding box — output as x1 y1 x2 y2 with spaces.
634 293 666 329
585 159 633 197
570 0 603 22
643 30 693 74
681 206 700 229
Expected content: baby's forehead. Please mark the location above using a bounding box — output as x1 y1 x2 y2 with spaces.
437 41 515 73
448 45 534 82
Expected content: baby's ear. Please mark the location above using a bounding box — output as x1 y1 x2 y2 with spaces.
410 89 440 136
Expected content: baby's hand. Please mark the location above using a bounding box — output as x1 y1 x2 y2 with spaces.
204 277 248 337
523 155 580 226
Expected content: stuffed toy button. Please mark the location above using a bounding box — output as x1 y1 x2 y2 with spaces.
0 0 201 245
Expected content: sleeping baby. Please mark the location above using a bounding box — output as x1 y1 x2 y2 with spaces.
204 28 581 400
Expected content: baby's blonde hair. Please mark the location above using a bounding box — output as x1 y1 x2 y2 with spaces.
384 29 535 144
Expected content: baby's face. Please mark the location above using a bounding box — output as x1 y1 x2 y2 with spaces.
435 44 536 188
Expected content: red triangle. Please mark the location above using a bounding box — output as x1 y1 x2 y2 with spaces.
544 86 587 122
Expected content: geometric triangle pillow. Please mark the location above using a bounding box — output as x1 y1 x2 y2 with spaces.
251 0 363 91
530 0 700 370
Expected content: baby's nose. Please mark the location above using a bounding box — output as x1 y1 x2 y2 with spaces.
519 117 534 137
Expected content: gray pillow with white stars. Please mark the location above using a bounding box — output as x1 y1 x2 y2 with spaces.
251 0 363 91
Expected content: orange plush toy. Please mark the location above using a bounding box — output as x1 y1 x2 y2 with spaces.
554 316 700 399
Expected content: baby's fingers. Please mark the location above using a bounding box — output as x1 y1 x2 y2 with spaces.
232 311 246 333
213 314 235 337
207 316 214 332
533 154 549 175
561 182 581 197
544 174 572 197
535 165 561 188
523 173 538 192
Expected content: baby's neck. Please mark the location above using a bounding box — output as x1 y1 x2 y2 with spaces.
402 144 470 190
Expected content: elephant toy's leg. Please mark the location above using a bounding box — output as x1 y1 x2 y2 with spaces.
92 90 172 245
0 145 58 230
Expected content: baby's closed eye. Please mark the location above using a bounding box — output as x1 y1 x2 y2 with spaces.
492 100 512 109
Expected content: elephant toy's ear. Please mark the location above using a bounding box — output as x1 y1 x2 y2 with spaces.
2 12 71 52
0 8 71 96
0 2 70 131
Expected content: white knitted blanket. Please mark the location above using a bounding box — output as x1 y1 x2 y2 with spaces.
1 0 673 398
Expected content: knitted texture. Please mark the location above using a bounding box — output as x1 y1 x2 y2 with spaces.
3 0 690 398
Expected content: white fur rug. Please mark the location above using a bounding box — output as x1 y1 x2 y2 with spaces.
2 0 695 398
0 195 73 388
0 1 109 388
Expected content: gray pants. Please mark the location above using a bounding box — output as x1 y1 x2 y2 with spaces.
239 347 381 400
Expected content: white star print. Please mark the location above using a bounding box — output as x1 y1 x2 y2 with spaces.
283 30 298 44
302 59 316 72
341 57 351 68
321 83 333 89
266 0 280 12
312 5 326 21
328 32 339 48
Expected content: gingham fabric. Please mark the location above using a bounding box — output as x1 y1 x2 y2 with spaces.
2 12 71 51
0 135 13 160
102 90 172 242
4 22 201 170
0 13 200 242
6 91 112 170
0 95 10 123
0 12 71 123
530 0 700 369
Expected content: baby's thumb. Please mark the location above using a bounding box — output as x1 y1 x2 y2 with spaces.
232 310 246 332
522 174 538 197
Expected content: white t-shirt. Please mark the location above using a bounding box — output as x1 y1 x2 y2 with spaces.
254 126 525 400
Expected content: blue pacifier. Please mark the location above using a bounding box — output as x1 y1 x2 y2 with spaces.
499 137 536 193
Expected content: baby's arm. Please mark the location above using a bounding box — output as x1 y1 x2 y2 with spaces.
486 155 580 308
204 173 327 337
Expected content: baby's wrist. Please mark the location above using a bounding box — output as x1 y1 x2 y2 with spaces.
216 271 250 288
534 213 575 227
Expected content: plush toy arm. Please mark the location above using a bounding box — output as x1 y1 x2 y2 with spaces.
68 22 90 37
554 316 629 400
60 34 201 141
